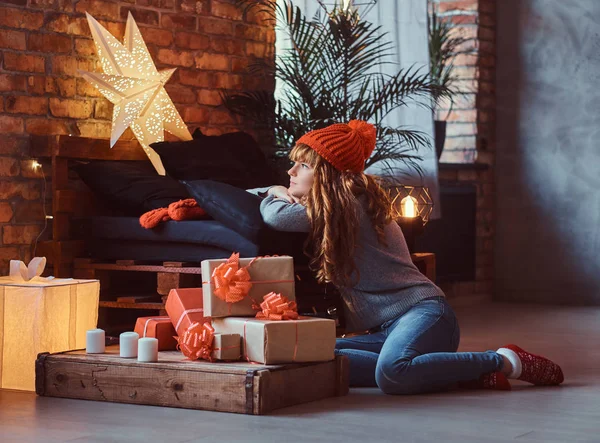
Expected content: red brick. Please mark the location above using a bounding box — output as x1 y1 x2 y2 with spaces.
235 23 269 42
174 31 210 50
12 200 44 222
479 12 495 27
0 115 23 133
0 29 26 50
180 0 203 14
100 20 125 40
120 7 159 26
3 52 45 73
3 225 42 245
182 106 209 123
156 49 195 67
447 109 477 122
479 27 495 42
26 117 71 135
0 181 41 200
51 56 98 76
0 135 28 156
0 202 13 223
76 121 112 139
194 53 229 71
196 89 222 106
453 53 478 66
164 85 198 104
45 13 90 36
0 6 44 30
231 58 248 73
245 7 271 25
0 74 27 92
75 0 120 20
198 17 233 36
139 27 173 47
209 110 236 125
0 247 19 265
27 75 57 95
479 0 496 14
211 0 243 20
178 69 213 88
76 78 103 97
28 32 72 53
5 96 48 115
0 157 19 177
449 14 477 25
55 77 77 97
0 0 26 5
28 0 73 11
137 0 176 8
49 98 93 119
94 98 112 120
214 73 243 90
210 38 245 55
162 13 196 31
74 38 96 56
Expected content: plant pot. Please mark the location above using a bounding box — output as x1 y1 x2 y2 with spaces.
434 120 447 160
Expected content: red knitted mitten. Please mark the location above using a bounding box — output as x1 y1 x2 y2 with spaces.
140 207 170 229
168 198 207 221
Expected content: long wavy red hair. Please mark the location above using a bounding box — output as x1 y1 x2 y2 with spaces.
290 143 396 288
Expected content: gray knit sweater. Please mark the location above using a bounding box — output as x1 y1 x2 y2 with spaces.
253 191 445 332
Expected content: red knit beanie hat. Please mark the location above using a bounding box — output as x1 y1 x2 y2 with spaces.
296 120 377 173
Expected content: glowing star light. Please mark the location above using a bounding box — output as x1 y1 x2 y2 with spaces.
80 12 192 174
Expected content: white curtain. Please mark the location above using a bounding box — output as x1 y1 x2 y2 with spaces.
275 0 441 219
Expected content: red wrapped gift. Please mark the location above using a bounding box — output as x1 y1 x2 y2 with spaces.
165 287 206 337
134 316 178 351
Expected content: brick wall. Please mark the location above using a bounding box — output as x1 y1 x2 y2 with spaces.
0 0 274 273
437 0 496 302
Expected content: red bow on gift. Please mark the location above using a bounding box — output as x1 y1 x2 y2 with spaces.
211 252 253 304
176 322 215 361
255 292 298 321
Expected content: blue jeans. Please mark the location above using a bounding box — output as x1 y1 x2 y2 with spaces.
335 296 504 395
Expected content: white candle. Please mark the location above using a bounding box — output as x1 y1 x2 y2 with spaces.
138 337 158 362
119 331 139 358
86 328 105 354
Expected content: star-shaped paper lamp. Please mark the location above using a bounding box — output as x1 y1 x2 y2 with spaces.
80 12 192 175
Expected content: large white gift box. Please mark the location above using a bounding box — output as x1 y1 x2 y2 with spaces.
0 258 100 391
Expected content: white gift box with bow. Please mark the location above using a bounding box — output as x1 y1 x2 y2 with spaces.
0 257 100 391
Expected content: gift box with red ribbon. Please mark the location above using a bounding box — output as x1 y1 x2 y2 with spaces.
165 288 206 337
201 253 296 318
134 316 178 351
211 316 336 364
176 321 241 362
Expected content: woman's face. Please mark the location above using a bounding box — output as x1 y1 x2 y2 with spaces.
287 160 314 198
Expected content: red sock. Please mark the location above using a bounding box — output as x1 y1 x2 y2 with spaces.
139 207 170 229
500 344 564 386
458 371 511 391
168 199 207 221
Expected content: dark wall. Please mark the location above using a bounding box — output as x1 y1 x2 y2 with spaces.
496 0 600 304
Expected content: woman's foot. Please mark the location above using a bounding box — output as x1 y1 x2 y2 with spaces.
458 371 511 391
497 344 564 386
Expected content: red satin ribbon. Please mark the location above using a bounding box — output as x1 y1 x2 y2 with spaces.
176 321 215 362
255 292 298 321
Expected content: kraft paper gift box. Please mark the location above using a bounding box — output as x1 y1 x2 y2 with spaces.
165 287 206 337
211 316 336 364
0 258 100 391
201 254 296 318
212 333 241 361
134 316 178 351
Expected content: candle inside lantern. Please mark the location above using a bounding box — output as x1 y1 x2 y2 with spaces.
401 195 418 218
86 328 105 354
120 331 139 358
138 337 158 362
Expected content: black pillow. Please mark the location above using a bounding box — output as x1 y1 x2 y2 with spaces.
151 130 278 189
74 160 191 216
183 179 264 241
184 179 310 259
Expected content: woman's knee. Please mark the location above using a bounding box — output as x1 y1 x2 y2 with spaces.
375 358 421 395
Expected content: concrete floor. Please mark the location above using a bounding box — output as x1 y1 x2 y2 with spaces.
1 301 598 443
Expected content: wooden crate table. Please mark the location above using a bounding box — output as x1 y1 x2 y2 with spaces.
35 346 349 415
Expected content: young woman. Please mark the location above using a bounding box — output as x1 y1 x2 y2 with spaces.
256 120 564 394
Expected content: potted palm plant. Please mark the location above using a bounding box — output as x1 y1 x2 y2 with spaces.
428 2 474 159
224 0 450 182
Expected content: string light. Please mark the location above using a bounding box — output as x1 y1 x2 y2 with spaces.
31 160 42 170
